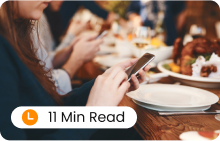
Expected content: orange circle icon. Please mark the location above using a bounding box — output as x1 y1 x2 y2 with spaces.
22 109 38 126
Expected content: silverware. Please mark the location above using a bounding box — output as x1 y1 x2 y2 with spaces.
159 110 220 115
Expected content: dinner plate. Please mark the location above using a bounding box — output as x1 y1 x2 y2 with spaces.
157 59 220 88
126 84 219 108
94 55 156 68
97 44 116 55
131 45 173 64
132 100 211 112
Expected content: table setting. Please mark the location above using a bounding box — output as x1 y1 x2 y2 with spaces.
74 10 220 140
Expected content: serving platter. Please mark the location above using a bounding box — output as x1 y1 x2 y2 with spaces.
157 59 220 88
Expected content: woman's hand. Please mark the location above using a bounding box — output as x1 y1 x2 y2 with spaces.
86 59 151 106
52 35 88 68
107 58 151 92
86 65 130 106
67 20 91 36
72 35 102 63
62 35 103 79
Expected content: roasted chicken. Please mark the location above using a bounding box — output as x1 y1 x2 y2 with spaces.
172 38 220 76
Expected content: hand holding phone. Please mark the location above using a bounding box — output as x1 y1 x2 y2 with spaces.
125 53 155 81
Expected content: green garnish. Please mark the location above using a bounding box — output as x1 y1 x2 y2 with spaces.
203 54 211 61
185 54 212 66
163 64 171 70
185 58 196 66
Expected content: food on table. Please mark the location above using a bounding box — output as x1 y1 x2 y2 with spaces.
180 130 220 141
163 64 171 70
163 63 180 73
146 71 156 75
114 34 124 40
171 37 220 77
127 33 133 41
132 37 166 49
150 37 166 48
192 53 220 78
170 64 180 73
108 43 115 47
134 42 149 48
146 71 156 78
198 131 220 140
200 65 217 77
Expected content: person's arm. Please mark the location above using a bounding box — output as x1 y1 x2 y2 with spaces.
52 69 72 95
62 79 95 106
52 44 73 68
55 33 75 52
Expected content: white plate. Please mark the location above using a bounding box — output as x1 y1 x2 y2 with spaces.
141 73 168 84
157 59 220 88
131 45 173 64
132 100 211 112
126 84 219 108
97 44 116 55
94 55 156 68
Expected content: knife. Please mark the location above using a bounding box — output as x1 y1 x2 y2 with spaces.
159 110 220 115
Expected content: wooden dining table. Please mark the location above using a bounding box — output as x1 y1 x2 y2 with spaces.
76 61 220 140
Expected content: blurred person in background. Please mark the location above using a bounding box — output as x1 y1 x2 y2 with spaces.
59 1 119 31
127 0 185 45
35 1 102 95
0 1 150 140
43 0 91 49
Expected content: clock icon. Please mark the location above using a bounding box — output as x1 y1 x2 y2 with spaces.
22 109 38 126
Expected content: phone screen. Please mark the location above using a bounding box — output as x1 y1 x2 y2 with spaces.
125 53 155 81
96 31 108 39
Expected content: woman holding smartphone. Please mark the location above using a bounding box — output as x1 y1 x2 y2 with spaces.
0 1 150 140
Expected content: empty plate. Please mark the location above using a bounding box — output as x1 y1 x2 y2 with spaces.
126 84 219 108
132 99 211 112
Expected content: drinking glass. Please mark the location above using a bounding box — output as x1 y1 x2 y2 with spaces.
189 24 206 39
132 26 151 49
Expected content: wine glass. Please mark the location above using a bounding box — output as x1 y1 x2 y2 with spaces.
132 26 151 49
189 24 206 39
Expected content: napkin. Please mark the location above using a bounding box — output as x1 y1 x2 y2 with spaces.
192 53 220 78
179 130 220 140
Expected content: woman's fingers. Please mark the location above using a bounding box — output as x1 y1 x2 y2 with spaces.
118 58 138 70
82 35 97 41
108 66 123 79
118 81 130 98
113 71 128 89
130 74 140 90
138 69 146 83
91 38 103 47
144 64 151 71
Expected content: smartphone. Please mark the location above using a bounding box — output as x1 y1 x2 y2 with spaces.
125 53 155 81
96 30 108 39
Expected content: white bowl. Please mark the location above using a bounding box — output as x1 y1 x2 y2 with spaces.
115 39 133 57
158 59 220 88
131 45 173 64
